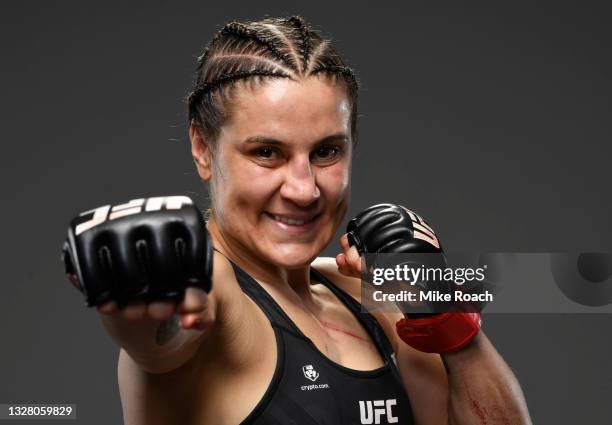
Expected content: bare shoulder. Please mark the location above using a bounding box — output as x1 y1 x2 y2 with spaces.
208 250 244 306
205 251 273 367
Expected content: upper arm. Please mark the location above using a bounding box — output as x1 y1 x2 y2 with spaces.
313 257 450 425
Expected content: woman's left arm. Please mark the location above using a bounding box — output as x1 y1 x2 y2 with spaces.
394 326 532 425
441 331 532 425
334 247 532 424
337 202 533 425
317 257 532 425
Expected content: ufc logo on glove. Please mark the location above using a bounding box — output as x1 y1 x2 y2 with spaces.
400 206 440 249
74 196 193 236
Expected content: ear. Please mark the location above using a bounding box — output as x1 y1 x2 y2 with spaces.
189 123 212 182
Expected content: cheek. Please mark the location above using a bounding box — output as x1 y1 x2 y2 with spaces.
213 156 282 218
318 163 351 204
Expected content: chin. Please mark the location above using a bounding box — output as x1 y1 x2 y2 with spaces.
265 242 321 269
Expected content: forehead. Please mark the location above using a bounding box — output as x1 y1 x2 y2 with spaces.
222 76 351 143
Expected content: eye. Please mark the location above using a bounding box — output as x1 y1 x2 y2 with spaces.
253 147 278 159
312 145 342 162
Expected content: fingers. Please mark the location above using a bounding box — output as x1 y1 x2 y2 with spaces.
147 302 176 320
178 288 208 314
337 233 362 278
180 313 208 331
179 289 213 331
122 303 147 320
97 287 214 332
97 300 118 315
346 245 361 273
96 287 210 326
340 233 350 251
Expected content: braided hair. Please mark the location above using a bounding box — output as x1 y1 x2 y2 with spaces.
187 16 359 146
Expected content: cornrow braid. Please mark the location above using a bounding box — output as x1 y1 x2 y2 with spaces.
187 69 289 111
188 16 359 144
310 65 359 93
285 16 312 73
220 22 290 67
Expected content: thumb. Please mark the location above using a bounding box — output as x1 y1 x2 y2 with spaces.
178 287 213 331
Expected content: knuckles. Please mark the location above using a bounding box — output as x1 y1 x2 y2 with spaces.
346 203 441 254
63 196 213 308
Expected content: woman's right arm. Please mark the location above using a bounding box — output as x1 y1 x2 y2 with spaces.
62 197 247 375
98 250 239 374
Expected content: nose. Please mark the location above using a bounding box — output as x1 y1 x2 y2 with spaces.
280 155 321 207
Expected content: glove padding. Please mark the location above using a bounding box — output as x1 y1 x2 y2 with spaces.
346 203 481 353
347 203 447 303
62 196 213 307
347 204 441 254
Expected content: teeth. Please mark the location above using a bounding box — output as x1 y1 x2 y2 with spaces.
273 215 307 225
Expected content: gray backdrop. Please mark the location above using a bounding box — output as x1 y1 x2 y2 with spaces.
1 0 610 423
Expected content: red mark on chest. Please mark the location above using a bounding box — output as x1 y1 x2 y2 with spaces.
319 320 370 343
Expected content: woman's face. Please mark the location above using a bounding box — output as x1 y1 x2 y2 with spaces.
194 76 352 269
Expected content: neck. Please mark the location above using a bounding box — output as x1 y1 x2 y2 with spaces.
206 217 316 308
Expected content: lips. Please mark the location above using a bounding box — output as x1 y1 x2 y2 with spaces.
270 214 317 225
265 211 321 231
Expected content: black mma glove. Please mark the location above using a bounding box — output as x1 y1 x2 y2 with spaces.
347 203 446 298
346 203 481 353
62 196 213 307
346 203 442 255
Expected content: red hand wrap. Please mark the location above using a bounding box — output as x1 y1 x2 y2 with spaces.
396 312 482 353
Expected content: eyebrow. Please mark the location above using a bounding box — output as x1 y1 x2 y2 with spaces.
243 133 350 146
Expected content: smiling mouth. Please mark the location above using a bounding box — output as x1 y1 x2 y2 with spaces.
266 212 321 226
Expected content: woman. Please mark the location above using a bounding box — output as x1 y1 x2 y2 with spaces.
96 16 531 424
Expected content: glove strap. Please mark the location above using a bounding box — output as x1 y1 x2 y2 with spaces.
396 312 481 353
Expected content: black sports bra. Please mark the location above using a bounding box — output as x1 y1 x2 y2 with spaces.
230 262 415 425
